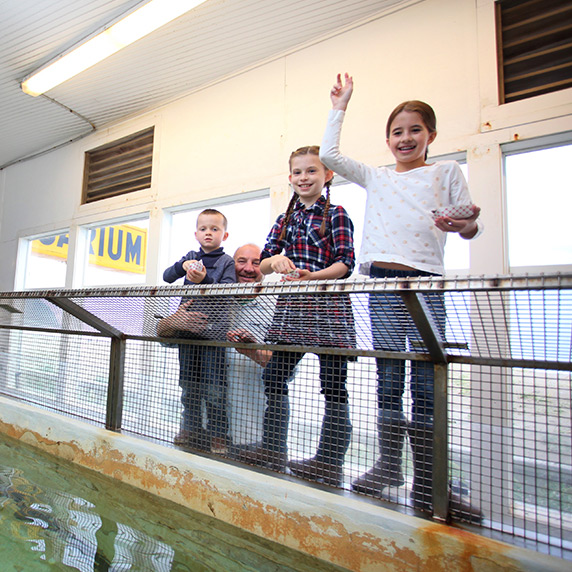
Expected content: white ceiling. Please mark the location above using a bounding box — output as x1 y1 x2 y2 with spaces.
0 0 414 170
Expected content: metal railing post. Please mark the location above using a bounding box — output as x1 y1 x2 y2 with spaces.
107 336 126 431
400 291 449 521
46 297 126 431
432 362 449 521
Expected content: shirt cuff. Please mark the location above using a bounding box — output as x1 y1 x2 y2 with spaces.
328 109 345 123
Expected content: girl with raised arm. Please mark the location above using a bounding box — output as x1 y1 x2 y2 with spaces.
320 74 483 522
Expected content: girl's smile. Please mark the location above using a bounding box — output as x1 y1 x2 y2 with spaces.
387 110 436 172
289 155 333 207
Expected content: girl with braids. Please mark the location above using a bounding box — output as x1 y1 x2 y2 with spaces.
236 145 356 486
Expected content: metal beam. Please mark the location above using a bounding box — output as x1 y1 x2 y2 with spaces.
106 337 125 431
47 297 123 338
399 291 448 364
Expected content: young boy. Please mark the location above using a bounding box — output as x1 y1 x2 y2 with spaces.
161 209 236 453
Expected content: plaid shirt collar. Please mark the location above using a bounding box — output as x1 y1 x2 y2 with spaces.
293 194 326 214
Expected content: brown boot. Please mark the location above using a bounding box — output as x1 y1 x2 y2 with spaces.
174 429 208 451
233 445 287 471
351 458 405 496
352 411 406 497
289 457 344 487
449 487 485 524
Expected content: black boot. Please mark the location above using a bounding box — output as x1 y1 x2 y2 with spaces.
408 421 434 513
448 480 485 524
234 391 289 471
352 411 406 496
289 400 352 487
408 423 485 522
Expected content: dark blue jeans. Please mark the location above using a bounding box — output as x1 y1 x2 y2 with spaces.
369 267 445 423
262 351 351 462
178 344 228 438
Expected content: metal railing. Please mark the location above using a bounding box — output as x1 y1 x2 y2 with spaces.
0 274 570 558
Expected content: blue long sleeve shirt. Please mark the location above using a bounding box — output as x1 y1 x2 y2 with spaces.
163 247 236 285
163 247 236 340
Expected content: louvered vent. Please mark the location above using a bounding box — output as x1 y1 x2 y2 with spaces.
82 127 154 204
496 0 572 104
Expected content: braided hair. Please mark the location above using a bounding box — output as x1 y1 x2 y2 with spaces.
278 146 332 242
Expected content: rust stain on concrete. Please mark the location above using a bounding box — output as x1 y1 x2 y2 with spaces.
1 422 407 570
470 146 492 159
414 522 523 571
1 418 564 572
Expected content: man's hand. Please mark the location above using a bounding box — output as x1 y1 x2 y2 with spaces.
227 328 272 367
227 329 257 344
157 300 209 337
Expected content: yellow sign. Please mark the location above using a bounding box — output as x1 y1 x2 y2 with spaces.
32 233 69 259
31 225 147 274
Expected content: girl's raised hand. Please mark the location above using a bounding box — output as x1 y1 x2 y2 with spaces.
330 73 353 111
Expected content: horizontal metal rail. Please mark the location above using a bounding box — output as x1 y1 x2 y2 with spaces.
1 272 571 300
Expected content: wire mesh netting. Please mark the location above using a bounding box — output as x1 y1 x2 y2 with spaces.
0 275 570 558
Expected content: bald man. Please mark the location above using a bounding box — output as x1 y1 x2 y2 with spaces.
225 244 274 451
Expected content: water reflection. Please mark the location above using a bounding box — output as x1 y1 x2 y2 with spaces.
0 465 174 570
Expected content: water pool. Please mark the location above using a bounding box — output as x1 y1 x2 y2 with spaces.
0 435 347 571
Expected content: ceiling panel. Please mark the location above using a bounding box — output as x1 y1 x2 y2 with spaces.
0 0 417 169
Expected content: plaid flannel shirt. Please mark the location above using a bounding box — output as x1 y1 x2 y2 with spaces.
261 195 355 275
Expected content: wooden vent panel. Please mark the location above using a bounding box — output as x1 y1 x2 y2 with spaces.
497 0 572 103
83 127 154 204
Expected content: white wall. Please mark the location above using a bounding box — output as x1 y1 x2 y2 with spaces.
1 0 572 290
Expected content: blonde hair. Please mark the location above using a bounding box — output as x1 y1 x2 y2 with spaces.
279 146 332 242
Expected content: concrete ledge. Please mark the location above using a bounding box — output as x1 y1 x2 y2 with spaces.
0 397 568 572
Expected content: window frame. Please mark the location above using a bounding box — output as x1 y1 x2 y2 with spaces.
76 214 151 288
16 229 70 291
161 189 271 277
502 131 572 272
330 151 473 277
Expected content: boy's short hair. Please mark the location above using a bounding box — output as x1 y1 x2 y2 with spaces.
197 208 228 229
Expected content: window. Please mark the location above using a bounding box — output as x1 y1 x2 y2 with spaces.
165 193 270 278
496 0 572 104
330 183 366 269
443 163 471 273
21 232 69 289
82 127 154 204
505 141 572 268
80 217 149 287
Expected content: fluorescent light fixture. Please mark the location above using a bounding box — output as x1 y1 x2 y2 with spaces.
21 0 207 97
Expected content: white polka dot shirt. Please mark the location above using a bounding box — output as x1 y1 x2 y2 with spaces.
320 110 483 275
